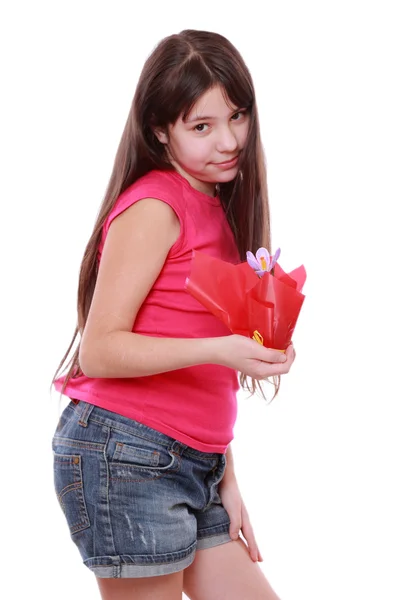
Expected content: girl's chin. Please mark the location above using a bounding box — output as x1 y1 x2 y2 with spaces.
181 165 240 190
213 168 240 182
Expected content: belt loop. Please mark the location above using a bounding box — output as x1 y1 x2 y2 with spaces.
78 402 95 428
171 440 187 455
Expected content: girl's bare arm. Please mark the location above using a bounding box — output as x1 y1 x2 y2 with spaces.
79 197 288 379
79 198 224 378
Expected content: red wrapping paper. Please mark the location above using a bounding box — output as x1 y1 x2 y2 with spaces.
185 251 306 351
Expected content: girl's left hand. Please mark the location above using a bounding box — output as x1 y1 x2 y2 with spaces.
219 474 263 563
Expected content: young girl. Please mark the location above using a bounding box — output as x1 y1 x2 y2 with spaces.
51 29 295 600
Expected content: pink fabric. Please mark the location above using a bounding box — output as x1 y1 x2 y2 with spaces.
54 169 240 453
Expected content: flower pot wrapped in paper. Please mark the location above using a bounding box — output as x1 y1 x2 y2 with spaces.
185 247 306 352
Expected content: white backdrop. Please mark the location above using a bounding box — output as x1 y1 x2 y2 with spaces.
1 1 399 598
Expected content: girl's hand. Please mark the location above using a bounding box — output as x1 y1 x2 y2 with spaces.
216 336 296 381
219 473 263 563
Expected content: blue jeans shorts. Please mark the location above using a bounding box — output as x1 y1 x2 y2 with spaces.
52 400 232 578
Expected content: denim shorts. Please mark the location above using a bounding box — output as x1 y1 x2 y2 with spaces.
52 400 232 578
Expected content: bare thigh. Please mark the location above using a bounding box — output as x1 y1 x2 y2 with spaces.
97 570 183 600
183 539 280 600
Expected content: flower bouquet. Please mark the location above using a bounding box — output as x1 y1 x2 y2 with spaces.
185 247 306 351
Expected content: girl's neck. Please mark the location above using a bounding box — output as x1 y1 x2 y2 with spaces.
170 162 217 197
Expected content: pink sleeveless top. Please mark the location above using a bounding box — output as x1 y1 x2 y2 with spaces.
54 169 241 453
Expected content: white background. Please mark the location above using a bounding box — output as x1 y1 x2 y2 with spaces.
1 1 399 598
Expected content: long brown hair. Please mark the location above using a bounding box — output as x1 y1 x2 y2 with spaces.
51 29 280 401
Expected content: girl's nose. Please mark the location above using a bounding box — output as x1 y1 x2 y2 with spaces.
215 126 239 153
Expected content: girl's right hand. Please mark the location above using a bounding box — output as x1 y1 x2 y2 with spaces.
216 334 296 380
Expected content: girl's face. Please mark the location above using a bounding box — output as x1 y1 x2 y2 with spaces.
154 85 250 196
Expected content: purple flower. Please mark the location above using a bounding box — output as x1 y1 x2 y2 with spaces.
246 247 281 276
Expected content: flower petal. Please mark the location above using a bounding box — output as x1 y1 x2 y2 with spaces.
269 247 281 269
255 247 270 262
246 251 261 271
255 247 270 271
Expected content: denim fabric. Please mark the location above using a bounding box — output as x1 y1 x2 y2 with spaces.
52 400 232 578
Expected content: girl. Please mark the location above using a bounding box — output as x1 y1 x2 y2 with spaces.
51 29 295 600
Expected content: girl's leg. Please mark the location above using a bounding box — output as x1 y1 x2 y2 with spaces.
97 570 184 600
183 538 280 600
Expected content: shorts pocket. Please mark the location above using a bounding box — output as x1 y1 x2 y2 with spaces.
112 442 161 467
108 434 180 483
53 453 90 535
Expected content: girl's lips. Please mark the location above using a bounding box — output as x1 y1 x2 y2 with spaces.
213 155 239 168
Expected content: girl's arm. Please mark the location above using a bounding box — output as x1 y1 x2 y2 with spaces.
79 196 289 379
219 447 263 562
79 197 224 378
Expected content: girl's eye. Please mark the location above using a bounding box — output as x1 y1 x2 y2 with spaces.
231 110 246 121
194 123 209 132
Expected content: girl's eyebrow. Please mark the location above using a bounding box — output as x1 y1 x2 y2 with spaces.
184 108 244 123
185 115 214 123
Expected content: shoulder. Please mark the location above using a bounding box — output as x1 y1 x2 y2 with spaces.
124 169 185 203
112 169 187 220
101 170 186 253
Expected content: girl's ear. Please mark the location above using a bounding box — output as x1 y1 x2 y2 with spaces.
153 127 169 145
